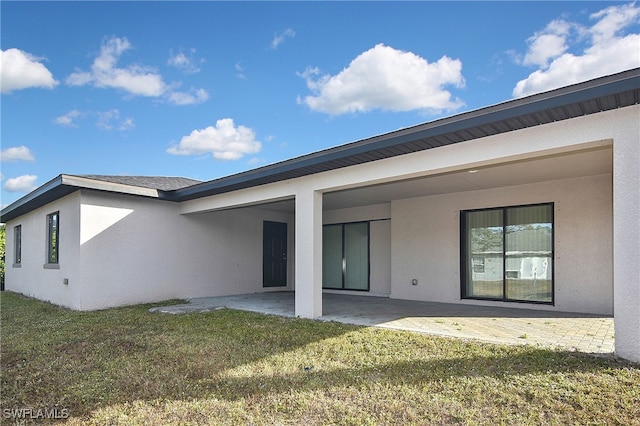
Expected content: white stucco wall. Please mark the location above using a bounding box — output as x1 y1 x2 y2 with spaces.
5 187 295 311
4 189 297 311
176 207 294 299
77 191 184 309
612 108 640 362
390 174 613 314
5 192 81 309
370 220 392 296
75 191 294 310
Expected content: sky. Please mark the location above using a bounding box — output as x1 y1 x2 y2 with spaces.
1 1 639 207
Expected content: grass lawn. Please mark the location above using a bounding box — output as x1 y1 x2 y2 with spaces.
1 292 639 425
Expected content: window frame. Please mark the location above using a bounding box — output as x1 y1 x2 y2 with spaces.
46 211 60 266
13 225 22 267
460 202 554 305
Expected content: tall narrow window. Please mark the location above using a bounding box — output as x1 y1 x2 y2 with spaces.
14 225 22 266
47 212 60 264
461 203 553 304
322 222 370 291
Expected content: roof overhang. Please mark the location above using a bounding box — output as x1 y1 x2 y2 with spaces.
2 68 639 222
1 175 164 223
171 68 640 201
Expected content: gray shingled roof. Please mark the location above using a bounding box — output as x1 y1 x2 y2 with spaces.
75 175 202 191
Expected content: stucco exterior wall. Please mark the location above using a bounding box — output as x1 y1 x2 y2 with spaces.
175 207 294 299
76 191 294 310
5 192 81 309
612 108 640 362
390 173 613 314
5 187 296 311
77 191 184 310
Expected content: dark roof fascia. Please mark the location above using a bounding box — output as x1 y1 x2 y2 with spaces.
1 175 70 223
172 68 640 201
0 174 173 223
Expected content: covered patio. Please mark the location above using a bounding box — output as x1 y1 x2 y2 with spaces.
152 292 614 355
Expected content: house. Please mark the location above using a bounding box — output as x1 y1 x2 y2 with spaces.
2 69 639 362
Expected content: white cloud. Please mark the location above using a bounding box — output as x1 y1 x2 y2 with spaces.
167 87 209 105
521 19 572 67
67 37 166 96
54 109 82 127
167 118 262 160
513 3 640 97
168 49 202 74
1 146 35 162
271 28 295 49
54 109 135 130
96 109 135 131
235 62 247 80
298 44 465 115
0 48 58 94
66 36 208 104
590 2 640 44
4 175 38 193
119 117 135 131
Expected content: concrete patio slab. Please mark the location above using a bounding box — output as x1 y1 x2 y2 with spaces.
151 292 614 355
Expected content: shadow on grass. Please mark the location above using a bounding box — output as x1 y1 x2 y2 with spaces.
0 292 355 418
0 292 635 423
198 347 631 402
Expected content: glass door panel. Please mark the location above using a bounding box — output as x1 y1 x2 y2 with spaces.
465 210 503 299
344 222 369 290
322 225 343 289
505 205 553 302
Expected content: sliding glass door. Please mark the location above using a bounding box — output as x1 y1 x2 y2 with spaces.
323 222 370 291
461 203 553 304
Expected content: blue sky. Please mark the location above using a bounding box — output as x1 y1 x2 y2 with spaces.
1 1 639 207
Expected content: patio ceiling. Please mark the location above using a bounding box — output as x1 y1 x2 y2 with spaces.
258 145 612 213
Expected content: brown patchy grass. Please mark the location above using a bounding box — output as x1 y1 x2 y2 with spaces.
1 291 639 425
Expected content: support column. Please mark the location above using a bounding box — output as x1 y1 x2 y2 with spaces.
613 129 640 362
294 189 323 318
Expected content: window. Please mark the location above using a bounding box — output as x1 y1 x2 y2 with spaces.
47 212 60 264
322 222 370 291
14 225 22 266
461 203 553 304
